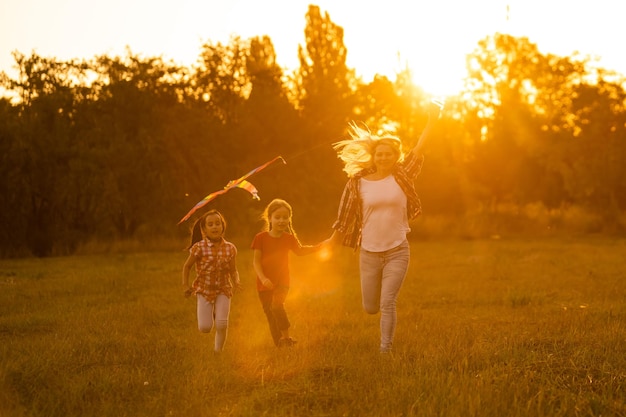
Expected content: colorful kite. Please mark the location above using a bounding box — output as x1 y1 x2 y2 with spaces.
178 156 286 224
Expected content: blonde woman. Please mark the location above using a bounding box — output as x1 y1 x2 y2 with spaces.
327 104 440 353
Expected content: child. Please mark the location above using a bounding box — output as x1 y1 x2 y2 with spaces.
182 209 242 353
251 199 321 347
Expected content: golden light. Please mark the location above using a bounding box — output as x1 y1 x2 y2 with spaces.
316 246 332 262
2 1 624 103
407 58 468 98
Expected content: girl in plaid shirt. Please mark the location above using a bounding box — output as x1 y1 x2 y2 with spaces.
182 210 242 353
327 104 440 353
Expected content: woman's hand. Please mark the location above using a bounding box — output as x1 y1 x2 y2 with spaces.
261 278 274 289
428 100 442 120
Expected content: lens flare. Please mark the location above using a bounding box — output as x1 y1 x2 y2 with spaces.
317 246 332 262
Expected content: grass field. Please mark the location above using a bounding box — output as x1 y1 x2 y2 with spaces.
1 236 625 417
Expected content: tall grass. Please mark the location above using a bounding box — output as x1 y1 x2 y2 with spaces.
1 237 625 417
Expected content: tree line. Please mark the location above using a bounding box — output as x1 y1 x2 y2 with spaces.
1 5 625 257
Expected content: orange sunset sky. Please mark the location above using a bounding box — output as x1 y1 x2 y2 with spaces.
1 0 625 96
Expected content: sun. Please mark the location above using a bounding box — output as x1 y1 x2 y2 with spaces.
314 1 504 99
336 24 469 99
346 50 467 99
407 55 468 98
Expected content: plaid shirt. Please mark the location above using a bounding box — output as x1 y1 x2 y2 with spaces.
190 238 238 301
332 151 424 249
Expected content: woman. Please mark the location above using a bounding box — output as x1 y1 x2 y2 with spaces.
327 103 440 353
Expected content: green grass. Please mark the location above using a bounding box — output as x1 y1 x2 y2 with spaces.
1 237 626 417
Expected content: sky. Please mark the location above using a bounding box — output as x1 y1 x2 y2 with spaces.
1 0 625 97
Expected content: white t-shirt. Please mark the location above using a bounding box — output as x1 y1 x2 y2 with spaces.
360 175 409 252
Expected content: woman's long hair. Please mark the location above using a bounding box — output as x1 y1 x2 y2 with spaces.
333 122 404 178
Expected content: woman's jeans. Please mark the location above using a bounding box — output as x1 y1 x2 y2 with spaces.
359 240 410 352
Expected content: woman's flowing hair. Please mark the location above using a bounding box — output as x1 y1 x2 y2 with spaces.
333 122 403 178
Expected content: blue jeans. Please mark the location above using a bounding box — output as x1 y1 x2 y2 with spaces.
359 240 410 352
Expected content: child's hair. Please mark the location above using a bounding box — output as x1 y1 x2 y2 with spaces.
261 198 300 240
187 209 227 249
333 121 404 178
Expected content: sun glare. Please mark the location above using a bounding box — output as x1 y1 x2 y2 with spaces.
316 246 332 262
346 52 466 98
410 61 467 98
313 0 515 99
3 0 625 104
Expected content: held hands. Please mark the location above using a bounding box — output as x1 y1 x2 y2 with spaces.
317 238 336 261
321 237 336 248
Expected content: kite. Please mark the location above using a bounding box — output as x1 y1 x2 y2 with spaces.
178 155 286 224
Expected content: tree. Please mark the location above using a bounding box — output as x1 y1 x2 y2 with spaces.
88 52 186 238
238 36 301 163
5 53 90 255
291 5 358 231
296 5 355 138
564 77 626 225
193 36 249 125
463 34 567 209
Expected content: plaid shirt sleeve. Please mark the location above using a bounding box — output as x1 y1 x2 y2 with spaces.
332 178 361 249
402 151 424 180
332 180 354 233
397 151 424 219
